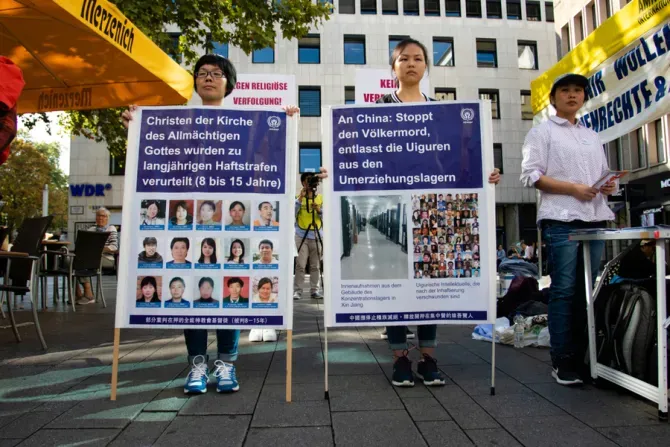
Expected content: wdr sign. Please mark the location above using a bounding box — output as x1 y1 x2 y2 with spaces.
69 183 112 197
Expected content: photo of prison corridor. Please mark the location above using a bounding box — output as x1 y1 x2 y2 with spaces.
340 196 409 280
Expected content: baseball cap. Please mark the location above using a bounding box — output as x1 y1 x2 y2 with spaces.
550 73 588 96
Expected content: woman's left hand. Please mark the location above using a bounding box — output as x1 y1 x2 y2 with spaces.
283 105 300 117
488 168 501 185
599 181 617 196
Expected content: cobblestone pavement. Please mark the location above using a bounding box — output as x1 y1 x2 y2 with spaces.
1 279 669 446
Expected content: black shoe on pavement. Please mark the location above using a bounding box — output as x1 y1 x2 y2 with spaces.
416 353 446 386
391 355 415 387
552 359 583 386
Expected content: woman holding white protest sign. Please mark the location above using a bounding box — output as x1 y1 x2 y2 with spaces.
376 38 501 388
122 53 328 395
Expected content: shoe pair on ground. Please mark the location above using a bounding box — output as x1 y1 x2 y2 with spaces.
392 353 446 387
248 329 277 342
184 355 239 394
293 290 323 300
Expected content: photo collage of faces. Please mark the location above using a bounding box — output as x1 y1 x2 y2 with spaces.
135 199 281 310
411 193 482 279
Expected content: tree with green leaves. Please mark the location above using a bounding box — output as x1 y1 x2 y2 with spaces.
21 0 332 162
0 138 69 233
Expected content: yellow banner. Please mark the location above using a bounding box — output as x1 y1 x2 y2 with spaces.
530 0 670 115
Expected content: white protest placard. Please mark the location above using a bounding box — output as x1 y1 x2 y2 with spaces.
322 101 496 327
355 68 430 104
189 74 296 107
116 105 297 330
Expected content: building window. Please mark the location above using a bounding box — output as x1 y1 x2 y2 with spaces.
520 90 532 120
606 141 622 171
361 0 377 14
339 0 355 13
319 0 334 12
299 143 322 173
479 89 500 119
630 128 647 170
493 143 503 174
590 2 598 31
518 41 538 70
207 36 229 58
617 135 632 170
433 37 455 67
164 32 182 63
526 0 541 20
487 0 502 18
389 35 410 62
435 88 457 100
507 0 521 19
445 0 461 16
655 119 667 164
344 35 366 64
404 0 420 15
425 0 440 16
345 86 356 104
109 154 125 176
476 39 497 68
298 35 320 64
545 1 554 22
252 46 274 63
466 0 482 17
382 0 399 14
299 87 321 117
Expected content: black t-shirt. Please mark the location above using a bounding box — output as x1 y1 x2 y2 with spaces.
375 92 436 104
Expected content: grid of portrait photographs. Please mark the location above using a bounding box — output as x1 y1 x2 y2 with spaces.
135 198 282 311
135 274 280 310
411 193 481 279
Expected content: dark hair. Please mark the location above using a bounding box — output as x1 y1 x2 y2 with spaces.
193 54 237 97
390 38 430 71
300 172 316 184
143 237 157 247
258 239 273 249
171 237 190 250
199 200 216 213
257 277 272 291
227 238 245 263
227 277 244 287
229 201 245 211
258 201 272 210
174 200 188 213
139 276 159 301
198 277 214 289
198 238 217 264
143 200 164 218
169 277 185 288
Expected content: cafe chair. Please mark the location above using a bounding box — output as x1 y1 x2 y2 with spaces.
43 230 111 311
0 216 53 350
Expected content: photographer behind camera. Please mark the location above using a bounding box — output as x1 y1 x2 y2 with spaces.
294 173 323 300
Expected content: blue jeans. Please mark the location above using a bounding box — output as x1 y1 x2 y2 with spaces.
184 329 240 364
542 220 604 364
387 325 437 351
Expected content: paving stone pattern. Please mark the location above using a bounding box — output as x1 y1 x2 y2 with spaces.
1 279 669 446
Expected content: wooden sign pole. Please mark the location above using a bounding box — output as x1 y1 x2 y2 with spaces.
286 329 293 402
110 327 121 400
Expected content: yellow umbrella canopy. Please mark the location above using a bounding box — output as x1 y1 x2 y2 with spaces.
0 0 194 114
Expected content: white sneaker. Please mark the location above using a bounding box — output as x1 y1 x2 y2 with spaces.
293 291 302 300
248 329 263 342
262 329 277 342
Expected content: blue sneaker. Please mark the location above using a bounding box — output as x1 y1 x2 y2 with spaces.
183 355 209 394
214 360 240 393
391 355 414 387
416 354 446 386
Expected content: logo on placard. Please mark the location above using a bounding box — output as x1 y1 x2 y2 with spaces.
460 108 475 124
267 115 281 130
